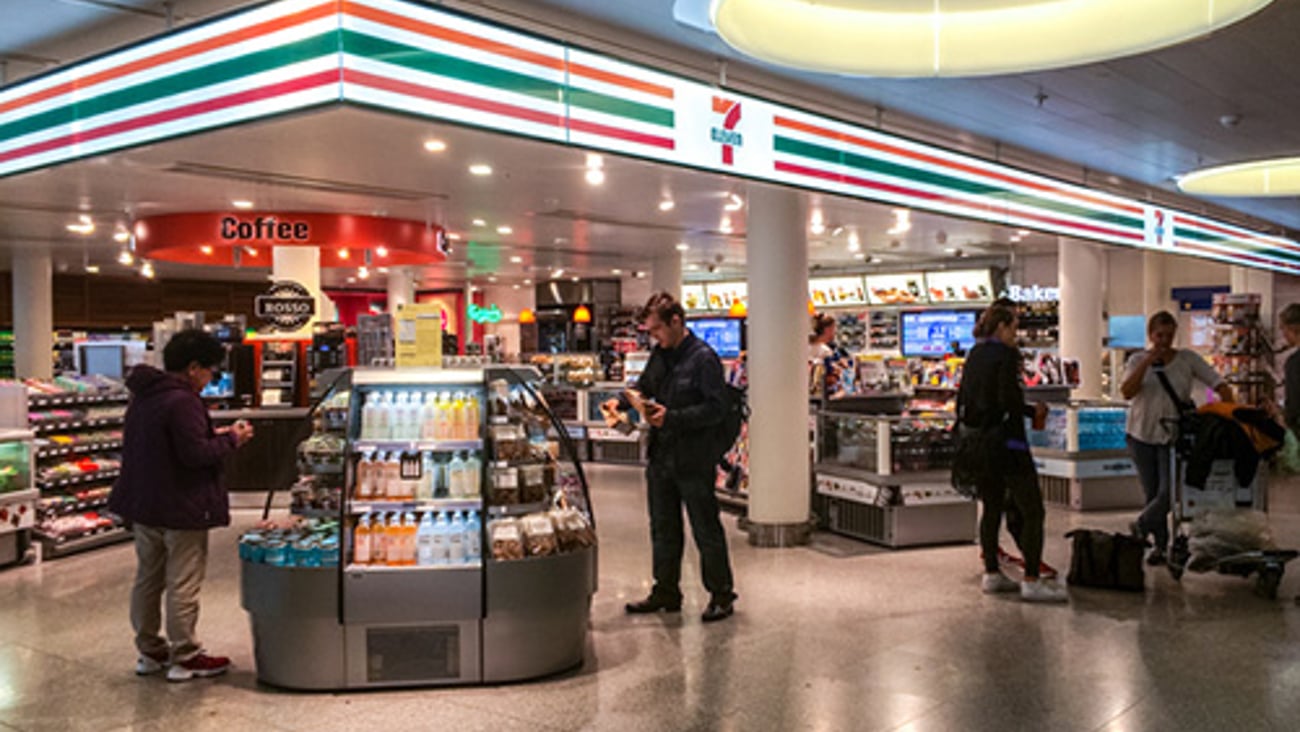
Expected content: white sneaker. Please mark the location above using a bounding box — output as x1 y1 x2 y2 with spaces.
1020 579 1068 603
135 651 169 676
982 572 1019 594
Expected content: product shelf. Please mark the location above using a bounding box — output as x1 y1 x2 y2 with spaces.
37 440 122 459
37 469 120 490
352 439 483 452
486 500 550 517
350 498 481 514
27 393 128 409
35 525 132 558
344 562 482 572
38 497 111 517
32 417 124 435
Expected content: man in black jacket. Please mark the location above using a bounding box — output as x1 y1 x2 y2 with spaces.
605 292 737 622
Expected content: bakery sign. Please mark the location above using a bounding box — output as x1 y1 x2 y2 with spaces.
255 281 316 332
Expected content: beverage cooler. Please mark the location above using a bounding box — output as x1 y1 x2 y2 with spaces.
0 429 36 566
239 366 597 690
1027 402 1141 511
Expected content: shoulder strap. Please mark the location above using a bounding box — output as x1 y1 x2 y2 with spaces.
1153 362 1193 412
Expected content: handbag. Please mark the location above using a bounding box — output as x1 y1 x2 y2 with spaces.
1153 361 1199 456
1065 529 1147 592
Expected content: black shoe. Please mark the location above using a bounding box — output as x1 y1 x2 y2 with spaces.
701 597 735 623
625 595 682 614
1129 521 1144 540
1146 549 1167 567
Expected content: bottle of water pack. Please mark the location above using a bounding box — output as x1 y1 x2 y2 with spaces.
448 511 466 564
464 510 481 563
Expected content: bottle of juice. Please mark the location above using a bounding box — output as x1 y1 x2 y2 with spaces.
432 511 451 565
435 392 452 441
448 452 466 498
401 512 418 566
416 512 435 565
386 513 405 567
370 513 388 566
353 514 372 566
420 392 437 439
448 511 466 564
464 510 481 563
465 392 480 440
464 451 481 498
383 452 401 499
355 452 374 499
451 390 467 440
414 452 433 501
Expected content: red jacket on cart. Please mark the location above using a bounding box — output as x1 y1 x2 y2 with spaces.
108 365 239 530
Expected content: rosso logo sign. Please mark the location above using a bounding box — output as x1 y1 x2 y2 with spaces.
255 281 316 332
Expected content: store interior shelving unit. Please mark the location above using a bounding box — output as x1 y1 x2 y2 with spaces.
240 366 597 690
28 383 130 558
1210 293 1275 407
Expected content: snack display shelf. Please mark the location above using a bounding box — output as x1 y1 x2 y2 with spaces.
36 524 131 558
39 496 110 515
37 440 122 459
241 366 597 690
33 417 124 435
38 469 120 490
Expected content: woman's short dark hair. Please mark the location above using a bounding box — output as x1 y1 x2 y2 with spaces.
640 292 685 325
1147 311 1178 334
163 329 226 373
974 304 1017 339
1280 303 1300 328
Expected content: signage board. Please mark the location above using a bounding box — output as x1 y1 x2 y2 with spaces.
254 281 316 332
809 276 868 307
864 273 928 305
924 270 993 304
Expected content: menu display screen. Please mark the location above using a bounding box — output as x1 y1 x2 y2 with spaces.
865 273 928 305
924 269 993 303
809 276 868 307
900 310 978 357
690 317 743 358
682 284 708 312
705 282 748 310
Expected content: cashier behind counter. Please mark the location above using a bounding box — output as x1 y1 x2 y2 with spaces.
210 407 313 493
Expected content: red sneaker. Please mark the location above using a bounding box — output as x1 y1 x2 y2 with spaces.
166 653 231 682
980 547 1058 580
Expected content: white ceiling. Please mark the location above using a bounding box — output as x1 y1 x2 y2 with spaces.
0 0 1289 289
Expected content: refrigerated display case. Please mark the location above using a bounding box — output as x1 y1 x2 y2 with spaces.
0 429 36 567
240 366 597 689
812 407 976 547
1028 402 1141 511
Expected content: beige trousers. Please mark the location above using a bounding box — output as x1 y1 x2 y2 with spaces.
130 524 209 662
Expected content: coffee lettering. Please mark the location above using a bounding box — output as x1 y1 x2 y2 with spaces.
219 215 311 242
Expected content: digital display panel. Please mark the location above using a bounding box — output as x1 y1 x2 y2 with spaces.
900 310 977 357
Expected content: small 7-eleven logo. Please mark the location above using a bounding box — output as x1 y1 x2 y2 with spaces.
710 96 743 166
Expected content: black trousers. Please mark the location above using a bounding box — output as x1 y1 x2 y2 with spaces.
978 455 1044 577
646 460 735 602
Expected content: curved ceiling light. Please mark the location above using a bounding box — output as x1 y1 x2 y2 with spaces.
1177 157 1300 197
698 0 1273 77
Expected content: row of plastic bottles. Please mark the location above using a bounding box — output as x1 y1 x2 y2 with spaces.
361 391 481 441
353 511 482 566
355 451 481 500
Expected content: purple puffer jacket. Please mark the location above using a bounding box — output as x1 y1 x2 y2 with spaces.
108 365 239 530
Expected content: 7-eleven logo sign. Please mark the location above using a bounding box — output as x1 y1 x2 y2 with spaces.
710 96 743 166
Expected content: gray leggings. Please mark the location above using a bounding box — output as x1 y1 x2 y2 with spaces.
1127 436 1172 551
978 461 1044 577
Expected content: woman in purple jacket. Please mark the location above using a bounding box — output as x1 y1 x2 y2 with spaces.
109 330 253 682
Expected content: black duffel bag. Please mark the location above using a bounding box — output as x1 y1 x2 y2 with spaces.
1065 529 1147 592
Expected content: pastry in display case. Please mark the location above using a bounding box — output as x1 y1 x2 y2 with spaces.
239 366 596 690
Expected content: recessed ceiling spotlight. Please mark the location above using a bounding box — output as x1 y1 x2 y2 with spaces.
378 266 390 273
468 163 493 176
140 261 155 279
447 233 462 241
200 245 214 255
585 168 606 186
611 268 622 275
497 225 513 235
853 252 867 260
571 275 580 282
423 139 447 153
488 275 497 283
231 199 254 210
551 268 565 279
347 276 357 284
720 216 733 234
118 250 134 266
888 209 912 236
1017 229 1030 236
523 278 533 285
513 284 521 290
831 226 845 236
658 199 675 212
676 242 690 252
687 263 700 271
244 247 258 257
633 271 646 279
869 256 881 264
113 229 130 243
358 266 370 280
66 215 95 235
84 264 101 274
848 230 861 253
944 247 958 254
509 255 523 264
471 219 486 228
376 246 389 257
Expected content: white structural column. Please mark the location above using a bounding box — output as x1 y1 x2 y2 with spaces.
744 184 810 546
652 251 682 300
1059 238 1104 399
387 266 415 312
1230 265 1274 323
1143 250 1166 317
271 246 322 338
12 251 53 379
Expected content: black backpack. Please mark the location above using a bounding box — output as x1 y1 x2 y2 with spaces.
714 383 749 461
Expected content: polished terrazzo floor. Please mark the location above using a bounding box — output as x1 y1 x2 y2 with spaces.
3 464 1300 731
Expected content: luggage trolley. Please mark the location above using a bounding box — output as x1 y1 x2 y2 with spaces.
1165 416 1297 599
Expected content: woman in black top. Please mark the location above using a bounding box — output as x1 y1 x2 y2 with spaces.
957 304 1065 603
